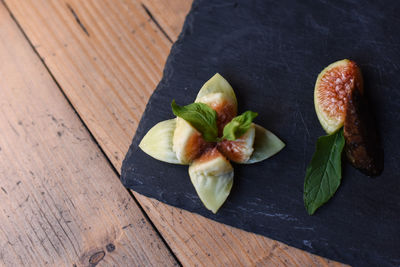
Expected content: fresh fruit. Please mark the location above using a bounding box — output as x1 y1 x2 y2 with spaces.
343 88 383 176
195 73 238 134
314 59 363 134
139 119 182 164
172 117 208 164
140 73 285 213
218 123 256 163
305 59 383 215
245 124 286 164
188 148 234 213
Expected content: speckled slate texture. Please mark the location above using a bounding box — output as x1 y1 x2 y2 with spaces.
121 1 400 266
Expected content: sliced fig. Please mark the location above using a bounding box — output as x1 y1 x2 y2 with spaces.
314 59 363 134
195 73 238 134
139 119 182 164
189 148 234 213
172 117 209 164
245 124 286 164
343 88 383 176
218 123 256 163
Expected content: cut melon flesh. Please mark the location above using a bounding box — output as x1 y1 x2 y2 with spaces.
195 73 237 106
195 73 238 133
189 148 234 213
139 119 182 164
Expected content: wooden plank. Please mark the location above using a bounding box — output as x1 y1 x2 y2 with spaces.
141 0 193 41
0 4 177 267
3 0 346 266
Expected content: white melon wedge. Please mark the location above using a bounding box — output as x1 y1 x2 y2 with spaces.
218 123 256 163
244 124 285 164
195 73 238 131
189 148 234 213
172 117 207 164
195 73 237 105
139 119 182 164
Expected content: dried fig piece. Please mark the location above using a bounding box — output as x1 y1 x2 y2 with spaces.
343 88 383 176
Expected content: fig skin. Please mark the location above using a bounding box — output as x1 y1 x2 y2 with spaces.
343 88 383 176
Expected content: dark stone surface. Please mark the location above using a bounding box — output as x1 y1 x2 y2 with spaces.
121 1 400 266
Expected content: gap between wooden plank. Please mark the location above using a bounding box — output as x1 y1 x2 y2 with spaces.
1 2 182 266
140 2 173 43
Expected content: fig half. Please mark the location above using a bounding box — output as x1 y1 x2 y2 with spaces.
172 117 208 164
314 59 383 176
314 59 363 134
218 123 256 163
188 148 234 213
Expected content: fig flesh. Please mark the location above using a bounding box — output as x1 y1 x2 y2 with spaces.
218 123 256 163
172 117 209 164
189 148 234 213
314 59 363 134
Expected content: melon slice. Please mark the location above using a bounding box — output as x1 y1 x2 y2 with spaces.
314 59 363 134
245 124 285 164
139 119 182 164
195 73 238 133
189 148 234 213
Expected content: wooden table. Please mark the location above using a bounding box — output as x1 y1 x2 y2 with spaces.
0 1 347 266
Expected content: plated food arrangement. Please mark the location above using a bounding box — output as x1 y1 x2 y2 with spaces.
139 61 382 215
139 74 285 213
304 59 383 214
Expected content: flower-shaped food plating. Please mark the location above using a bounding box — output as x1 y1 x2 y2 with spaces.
139 74 285 213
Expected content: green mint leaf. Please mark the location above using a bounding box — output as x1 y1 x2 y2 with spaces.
304 129 345 215
171 100 218 142
222 111 258 141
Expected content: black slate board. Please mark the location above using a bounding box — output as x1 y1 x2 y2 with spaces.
121 1 400 266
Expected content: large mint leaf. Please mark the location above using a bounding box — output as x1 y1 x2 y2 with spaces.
304 129 345 215
171 100 218 142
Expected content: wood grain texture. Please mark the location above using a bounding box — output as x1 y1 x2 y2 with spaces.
0 4 177 267
141 0 193 41
4 0 346 266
